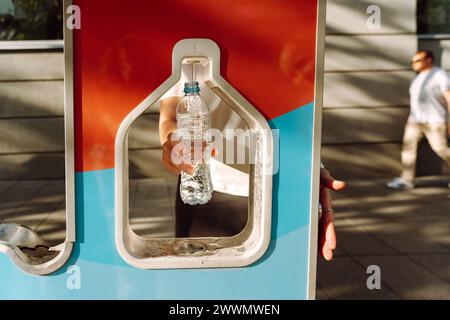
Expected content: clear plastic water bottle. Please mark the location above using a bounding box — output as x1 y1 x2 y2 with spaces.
176 81 213 205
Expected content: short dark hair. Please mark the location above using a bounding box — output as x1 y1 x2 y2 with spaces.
417 50 434 62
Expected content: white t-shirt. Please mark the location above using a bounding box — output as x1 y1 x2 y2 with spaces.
409 67 450 124
160 64 250 197
0 0 14 16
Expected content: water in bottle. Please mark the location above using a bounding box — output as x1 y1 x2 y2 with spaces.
176 81 213 205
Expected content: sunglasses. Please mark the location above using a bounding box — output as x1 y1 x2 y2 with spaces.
411 57 427 64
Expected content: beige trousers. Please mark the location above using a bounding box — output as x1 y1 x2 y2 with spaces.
401 121 450 182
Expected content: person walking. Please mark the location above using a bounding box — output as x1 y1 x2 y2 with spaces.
387 50 450 191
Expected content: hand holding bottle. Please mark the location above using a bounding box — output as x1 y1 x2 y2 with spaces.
161 131 217 176
161 131 195 175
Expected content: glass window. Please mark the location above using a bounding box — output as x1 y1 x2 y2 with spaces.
0 0 63 41
417 0 450 34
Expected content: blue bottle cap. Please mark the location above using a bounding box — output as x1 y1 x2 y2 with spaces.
183 81 200 94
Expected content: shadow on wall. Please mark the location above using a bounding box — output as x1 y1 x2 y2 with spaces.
326 0 415 35
0 90 65 180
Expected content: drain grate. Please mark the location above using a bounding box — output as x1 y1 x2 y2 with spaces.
174 241 207 254
21 246 58 260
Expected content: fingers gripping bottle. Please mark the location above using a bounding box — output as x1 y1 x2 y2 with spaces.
176 81 213 205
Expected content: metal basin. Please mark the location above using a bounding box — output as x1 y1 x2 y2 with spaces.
0 223 48 249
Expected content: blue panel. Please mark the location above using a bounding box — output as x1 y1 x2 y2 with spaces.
0 103 315 299
269 102 314 238
0 225 309 299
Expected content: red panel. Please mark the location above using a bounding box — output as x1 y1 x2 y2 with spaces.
73 0 318 172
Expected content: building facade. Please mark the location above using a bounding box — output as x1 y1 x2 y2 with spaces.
323 0 450 179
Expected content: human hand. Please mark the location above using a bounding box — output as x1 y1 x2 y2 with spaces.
161 132 217 175
319 167 346 261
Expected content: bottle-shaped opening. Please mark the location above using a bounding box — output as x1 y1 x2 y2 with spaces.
115 39 273 269
128 63 250 238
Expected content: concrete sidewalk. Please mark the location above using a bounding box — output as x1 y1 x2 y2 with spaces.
316 176 450 300
0 180 66 245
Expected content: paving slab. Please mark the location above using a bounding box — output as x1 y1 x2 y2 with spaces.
355 255 450 300
316 256 401 300
317 177 450 299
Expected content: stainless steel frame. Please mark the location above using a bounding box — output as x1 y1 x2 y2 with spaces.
115 39 274 269
307 0 327 300
0 0 75 275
